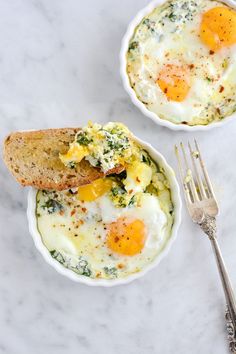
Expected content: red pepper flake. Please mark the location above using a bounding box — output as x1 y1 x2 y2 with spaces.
118 263 124 269
74 219 84 228
136 177 141 183
189 64 194 69
59 210 64 216
70 209 76 216
219 85 224 93
216 107 221 114
209 50 215 55
128 189 133 194
81 207 87 213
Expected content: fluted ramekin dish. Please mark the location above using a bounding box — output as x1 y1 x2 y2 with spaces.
27 135 182 286
120 0 236 131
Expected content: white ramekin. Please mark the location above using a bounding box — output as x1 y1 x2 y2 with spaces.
120 0 236 131
27 135 182 286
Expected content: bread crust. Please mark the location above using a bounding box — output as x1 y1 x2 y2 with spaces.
3 128 123 191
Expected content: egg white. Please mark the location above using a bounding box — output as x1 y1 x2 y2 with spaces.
37 190 172 279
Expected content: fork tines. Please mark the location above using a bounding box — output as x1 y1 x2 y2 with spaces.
175 140 215 203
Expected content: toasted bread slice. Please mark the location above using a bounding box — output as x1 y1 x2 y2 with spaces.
3 128 124 191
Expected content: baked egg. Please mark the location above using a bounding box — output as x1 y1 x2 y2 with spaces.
36 122 174 280
126 0 236 126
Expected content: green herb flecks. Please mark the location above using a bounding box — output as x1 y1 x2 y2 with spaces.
50 250 65 264
73 258 92 277
42 199 63 214
111 186 126 197
142 18 156 32
128 41 139 52
128 195 136 206
104 266 117 278
168 12 177 22
76 132 92 146
50 251 92 278
110 186 133 208
105 131 129 152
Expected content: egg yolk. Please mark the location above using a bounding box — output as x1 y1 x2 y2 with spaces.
78 178 112 202
60 144 89 165
107 217 146 256
124 161 152 193
157 64 190 102
200 7 236 51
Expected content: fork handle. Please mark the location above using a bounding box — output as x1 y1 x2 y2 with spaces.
200 215 236 352
210 236 236 353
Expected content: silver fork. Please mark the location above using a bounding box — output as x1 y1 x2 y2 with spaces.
175 140 236 353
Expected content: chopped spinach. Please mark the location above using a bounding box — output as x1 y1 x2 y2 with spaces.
111 186 126 197
110 186 128 208
76 132 92 146
106 134 129 151
74 258 92 277
128 41 138 52
96 160 102 167
107 140 123 150
164 0 198 24
104 266 117 278
142 18 156 32
50 250 65 264
168 12 177 22
42 199 63 214
50 251 92 278
128 195 136 206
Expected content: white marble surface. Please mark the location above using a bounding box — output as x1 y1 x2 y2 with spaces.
0 0 236 353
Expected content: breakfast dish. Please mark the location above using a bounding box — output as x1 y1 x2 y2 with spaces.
126 0 236 126
36 122 174 280
4 122 177 282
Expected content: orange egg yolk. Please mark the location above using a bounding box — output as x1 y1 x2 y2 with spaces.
107 217 146 256
157 64 190 102
200 7 236 51
77 178 112 202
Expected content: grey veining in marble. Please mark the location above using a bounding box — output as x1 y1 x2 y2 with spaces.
0 1 236 353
